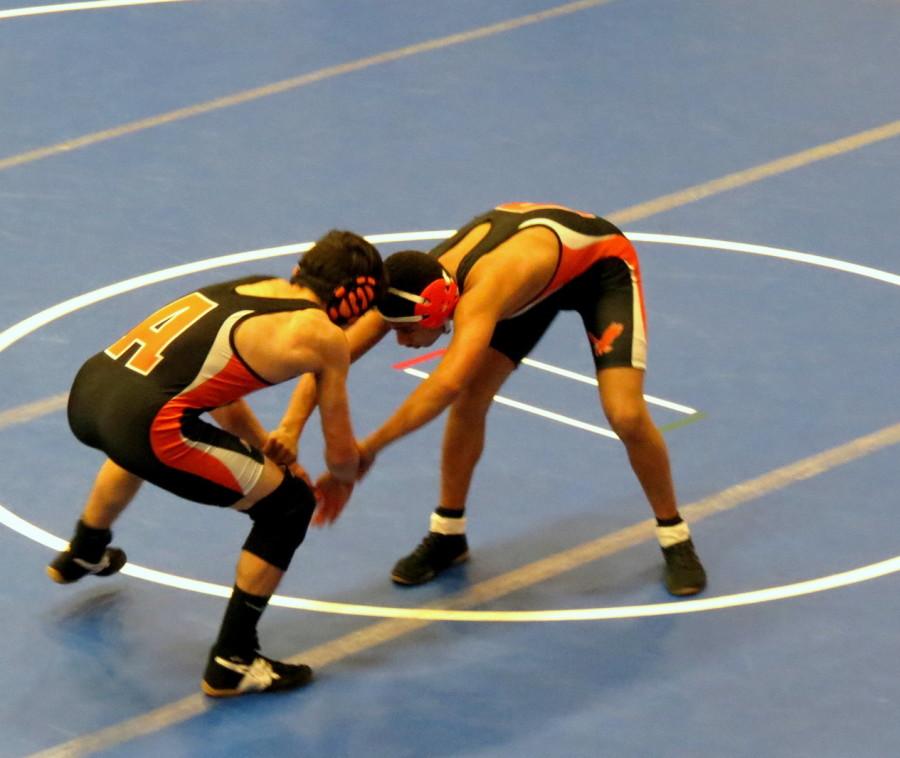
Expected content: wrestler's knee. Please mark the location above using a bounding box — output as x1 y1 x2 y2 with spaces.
604 401 651 443
241 473 316 571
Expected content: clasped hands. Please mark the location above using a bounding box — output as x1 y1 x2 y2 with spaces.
262 428 375 527
311 441 375 526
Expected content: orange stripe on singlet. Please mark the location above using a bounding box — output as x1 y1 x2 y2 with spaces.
514 219 644 321
150 355 268 493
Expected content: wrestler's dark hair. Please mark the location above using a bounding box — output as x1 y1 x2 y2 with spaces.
377 250 445 320
290 231 386 324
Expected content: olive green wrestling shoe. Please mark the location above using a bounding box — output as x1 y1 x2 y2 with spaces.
391 532 469 585
661 538 707 596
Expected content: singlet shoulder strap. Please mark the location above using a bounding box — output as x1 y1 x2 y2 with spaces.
441 205 624 290
199 276 320 314
430 208 524 289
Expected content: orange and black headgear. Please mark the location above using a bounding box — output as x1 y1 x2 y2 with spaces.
377 251 460 330
292 230 386 325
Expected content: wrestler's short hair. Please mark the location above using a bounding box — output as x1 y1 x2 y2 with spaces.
292 230 386 324
378 251 459 329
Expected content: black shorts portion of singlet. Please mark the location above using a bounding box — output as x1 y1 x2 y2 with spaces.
67 352 263 507
489 257 643 370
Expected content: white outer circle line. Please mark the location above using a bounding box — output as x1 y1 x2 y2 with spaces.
0 502 68 551
0 242 312 353
0 0 193 21
5 229 896 354
2 232 898 622
628 233 900 286
0 233 457 354
7 494 894 621
266 557 900 621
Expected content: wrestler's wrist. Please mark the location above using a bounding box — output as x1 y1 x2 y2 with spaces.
275 419 304 439
360 434 386 459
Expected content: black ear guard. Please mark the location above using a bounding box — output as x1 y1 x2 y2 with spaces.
295 255 382 326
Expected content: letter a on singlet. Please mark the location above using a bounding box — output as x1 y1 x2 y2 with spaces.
105 292 217 376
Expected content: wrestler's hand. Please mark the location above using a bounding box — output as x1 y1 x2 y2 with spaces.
263 426 298 467
312 472 354 526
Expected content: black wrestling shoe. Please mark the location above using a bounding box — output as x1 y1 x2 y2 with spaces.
391 532 469 585
201 650 313 698
46 547 127 584
661 538 707 596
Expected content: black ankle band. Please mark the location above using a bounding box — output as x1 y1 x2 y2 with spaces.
655 515 684 528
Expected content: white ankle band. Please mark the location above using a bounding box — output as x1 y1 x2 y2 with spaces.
656 521 691 548
430 512 467 536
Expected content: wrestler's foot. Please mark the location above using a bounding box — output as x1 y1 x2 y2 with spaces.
202 650 313 698
661 538 706 596
47 546 127 584
391 532 469 585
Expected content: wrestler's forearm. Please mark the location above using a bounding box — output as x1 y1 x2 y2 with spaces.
276 373 318 440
